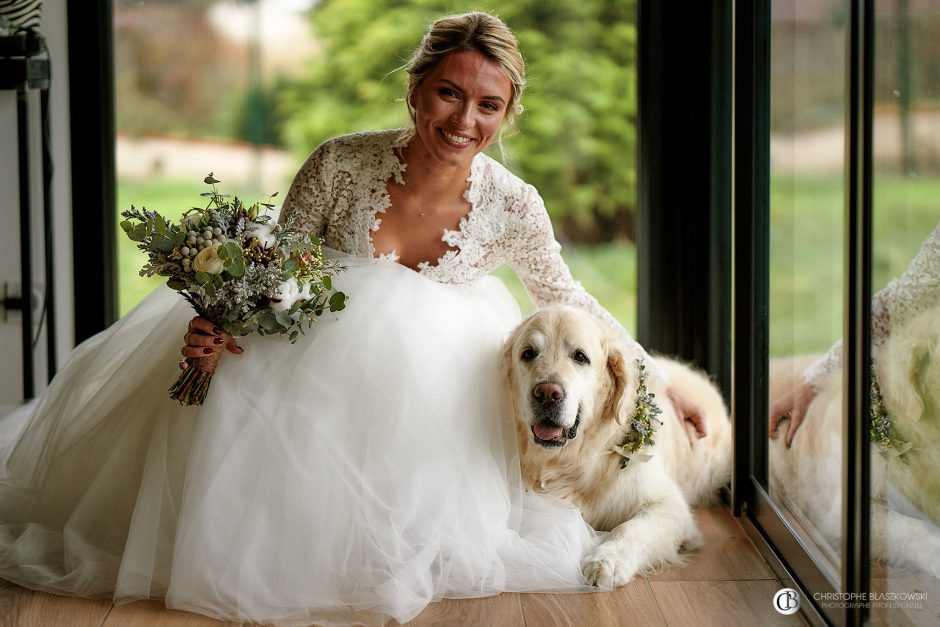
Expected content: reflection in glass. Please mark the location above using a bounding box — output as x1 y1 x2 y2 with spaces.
869 1 940 624
766 0 846 585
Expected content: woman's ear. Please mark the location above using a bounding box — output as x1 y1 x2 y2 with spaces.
407 79 417 110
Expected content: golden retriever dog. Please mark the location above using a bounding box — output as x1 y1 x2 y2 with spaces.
501 306 732 587
769 304 940 580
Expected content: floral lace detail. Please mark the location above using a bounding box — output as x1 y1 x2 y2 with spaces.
804 220 940 388
280 129 656 372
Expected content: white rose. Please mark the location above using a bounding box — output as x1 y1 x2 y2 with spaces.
248 223 277 249
193 244 224 275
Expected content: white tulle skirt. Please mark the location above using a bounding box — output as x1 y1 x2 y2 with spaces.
0 252 600 626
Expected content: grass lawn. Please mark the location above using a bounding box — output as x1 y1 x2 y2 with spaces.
769 172 939 357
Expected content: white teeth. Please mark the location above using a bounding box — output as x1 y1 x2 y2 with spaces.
442 130 471 145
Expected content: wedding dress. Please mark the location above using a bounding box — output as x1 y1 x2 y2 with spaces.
0 130 638 626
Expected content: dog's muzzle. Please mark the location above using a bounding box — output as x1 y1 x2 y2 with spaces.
529 382 581 447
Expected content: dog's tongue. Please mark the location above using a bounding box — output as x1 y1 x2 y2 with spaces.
534 421 564 441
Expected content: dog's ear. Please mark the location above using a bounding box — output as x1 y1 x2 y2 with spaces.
499 331 521 416
604 343 637 425
881 343 930 424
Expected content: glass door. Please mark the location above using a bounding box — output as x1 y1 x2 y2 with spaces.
766 0 847 588
868 1 940 624
736 0 940 624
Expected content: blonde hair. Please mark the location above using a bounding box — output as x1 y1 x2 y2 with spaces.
405 12 526 131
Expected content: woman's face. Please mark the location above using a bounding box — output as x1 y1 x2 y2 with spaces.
408 49 512 171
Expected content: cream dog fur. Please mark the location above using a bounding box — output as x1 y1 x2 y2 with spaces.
769 304 940 579
501 306 732 587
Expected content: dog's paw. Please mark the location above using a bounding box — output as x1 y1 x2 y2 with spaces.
582 546 637 588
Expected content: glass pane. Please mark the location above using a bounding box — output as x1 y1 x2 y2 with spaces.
766 0 846 585
114 1 638 335
869 1 940 623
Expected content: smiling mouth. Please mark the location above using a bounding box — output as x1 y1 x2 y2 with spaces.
439 129 473 146
531 411 582 448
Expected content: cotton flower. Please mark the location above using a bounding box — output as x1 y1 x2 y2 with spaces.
193 244 224 275
248 223 277 249
269 277 313 311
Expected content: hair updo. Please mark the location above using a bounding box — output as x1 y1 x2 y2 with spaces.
405 12 527 128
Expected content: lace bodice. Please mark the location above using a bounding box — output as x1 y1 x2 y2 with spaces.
281 129 649 360
804 220 940 387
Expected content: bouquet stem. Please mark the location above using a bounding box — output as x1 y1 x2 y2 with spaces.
169 350 223 406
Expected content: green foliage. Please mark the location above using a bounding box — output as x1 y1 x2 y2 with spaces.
281 0 637 242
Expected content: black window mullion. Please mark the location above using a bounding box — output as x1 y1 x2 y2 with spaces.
68 0 117 341
731 0 770 515
842 0 874 623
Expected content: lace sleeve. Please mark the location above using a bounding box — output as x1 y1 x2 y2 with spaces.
803 220 940 388
279 140 337 236
508 185 664 377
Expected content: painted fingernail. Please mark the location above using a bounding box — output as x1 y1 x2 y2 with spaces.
212 326 222 335
213 337 223 345
203 347 214 355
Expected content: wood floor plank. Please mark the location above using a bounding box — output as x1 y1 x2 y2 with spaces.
519 579 665 627
395 593 524 626
869 573 940 626
0 580 111 627
650 580 808 627
102 599 243 626
647 507 776 582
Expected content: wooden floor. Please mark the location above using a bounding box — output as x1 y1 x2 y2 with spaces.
0 506 807 627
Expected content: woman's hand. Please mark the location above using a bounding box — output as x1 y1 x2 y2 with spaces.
667 386 707 443
179 317 243 369
769 380 817 447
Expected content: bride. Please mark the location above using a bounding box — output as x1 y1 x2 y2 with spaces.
0 12 701 626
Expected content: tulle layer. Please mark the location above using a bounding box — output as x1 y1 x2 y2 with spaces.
0 252 600 626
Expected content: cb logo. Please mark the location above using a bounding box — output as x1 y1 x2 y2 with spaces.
774 588 801 615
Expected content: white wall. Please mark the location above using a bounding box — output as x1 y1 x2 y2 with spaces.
0 0 73 405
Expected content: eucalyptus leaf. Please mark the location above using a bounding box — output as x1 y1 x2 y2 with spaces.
120 220 133 233
227 259 245 278
274 310 292 328
259 311 277 332
329 291 347 312
222 241 242 261
152 233 175 253
129 225 148 242
194 271 211 286
166 277 186 290
322 275 332 291
204 173 220 184
281 257 299 275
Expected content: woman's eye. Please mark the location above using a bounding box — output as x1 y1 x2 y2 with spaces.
439 88 458 99
481 101 500 112
573 350 590 365
521 347 537 361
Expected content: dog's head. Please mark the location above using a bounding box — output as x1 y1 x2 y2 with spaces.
501 306 639 453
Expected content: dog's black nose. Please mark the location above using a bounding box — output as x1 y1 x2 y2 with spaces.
533 382 564 403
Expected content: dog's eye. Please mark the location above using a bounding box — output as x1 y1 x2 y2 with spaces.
573 349 590 365
521 347 537 361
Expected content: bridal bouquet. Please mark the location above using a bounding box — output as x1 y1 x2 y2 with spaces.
121 174 346 406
